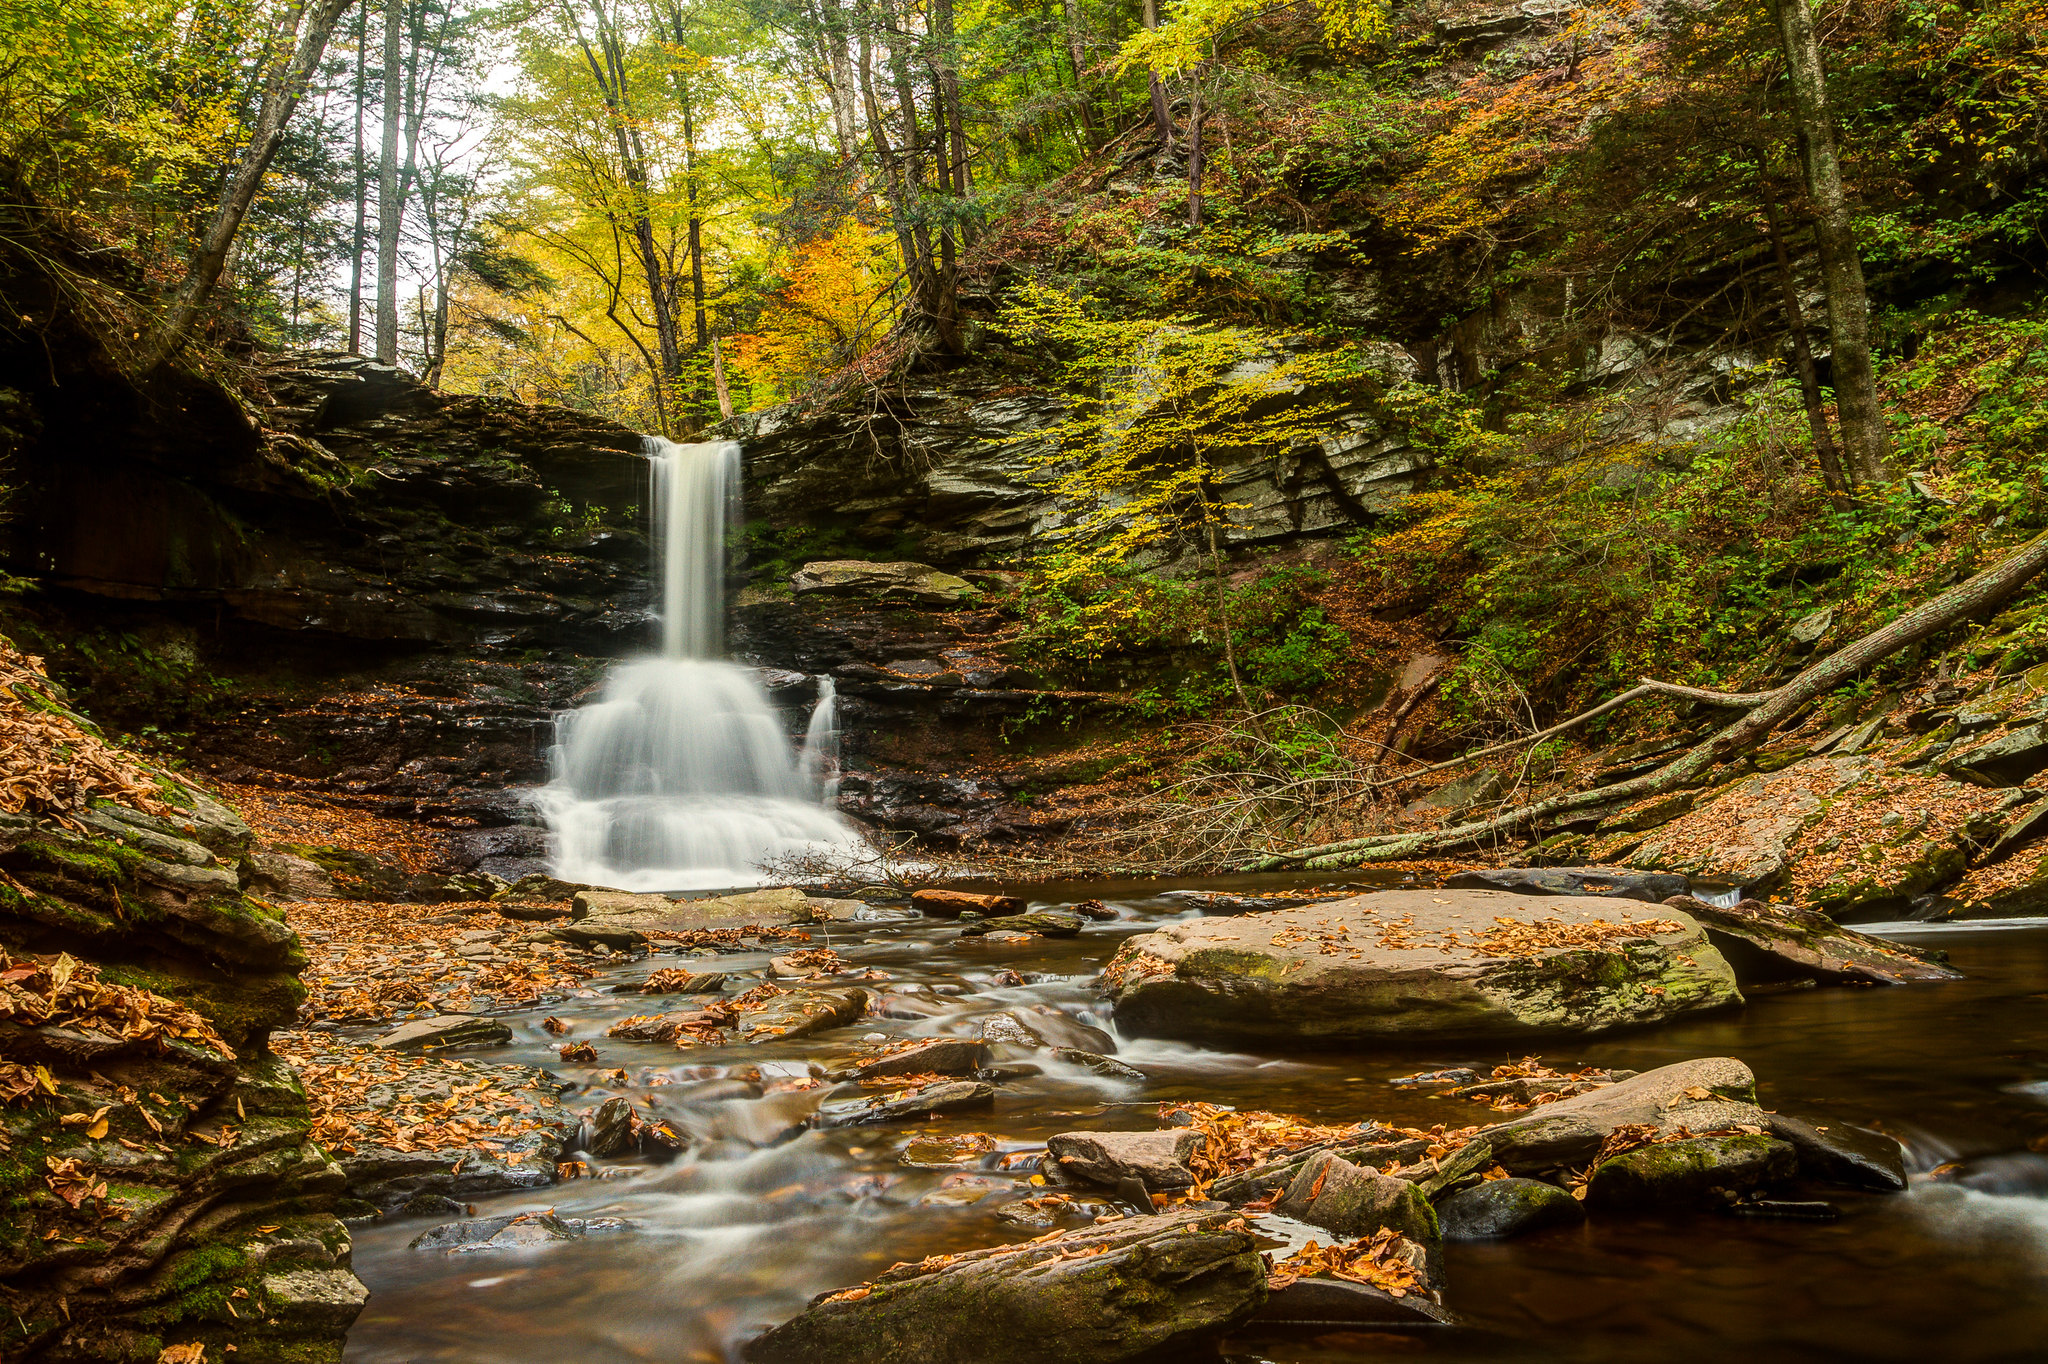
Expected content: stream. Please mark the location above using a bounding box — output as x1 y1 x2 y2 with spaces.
336 882 2048 1364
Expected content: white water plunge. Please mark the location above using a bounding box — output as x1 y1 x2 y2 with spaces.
538 438 860 891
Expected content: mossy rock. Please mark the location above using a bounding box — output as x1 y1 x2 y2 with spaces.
1585 1133 1796 1211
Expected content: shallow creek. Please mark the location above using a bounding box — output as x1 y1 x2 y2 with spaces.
338 882 2048 1364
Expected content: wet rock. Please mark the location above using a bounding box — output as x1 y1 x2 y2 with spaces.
1390 1067 1480 1087
372 1014 514 1051
1585 1133 1796 1210
260 1268 373 1331
1209 1131 1434 1206
820 1080 997 1126
548 922 648 951
575 886 823 933
913 888 1027 918
1664 895 1959 985
1438 1177 1584 1239
397 1193 473 1218
587 1096 639 1157
1446 866 1687 903
1766 1113 1908 1192
1276 1152 1441 1272
409 1211 632 1252
1727 1197 1840 1221
855 1037 991 1079
1412 1137 1497 1201
1478 1057 1768 1173
981 1007 1117 1054
1070 899 1119 920
742 1209 1266 1364
1054 1049 1144 1080
1254 1276 1452 1326
327 1053 573 1207
1047 1129 1203 1191
608 987 869 1048
960 911 1083 938
791 559 980 605
1109 890 1741 1045
641 969 728 994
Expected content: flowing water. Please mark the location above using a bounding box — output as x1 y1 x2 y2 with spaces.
536 438 857 891
341 888 2048 1364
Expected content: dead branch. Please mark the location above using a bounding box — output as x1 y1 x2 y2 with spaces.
1248 529 2048 870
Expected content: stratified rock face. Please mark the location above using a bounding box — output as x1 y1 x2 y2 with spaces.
0 735 362 1355
1106 890 1742 1045
742 1209 1268 1364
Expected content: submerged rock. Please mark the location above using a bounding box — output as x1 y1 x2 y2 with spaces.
1107 890 1741 1045
409 1211 633 1252
742 1209 1267 1364
1585 1133 1797 1210
608 987 869 1048
959 911 1084 938
1766 1113 1909 1192
1047 1129 1204 1192
1254 1275 1453 1326
820 1080 997 1127
1664 895 1960 985
981 1006 1117 1054
1446 866 1687 903
1438 1178 1585 1239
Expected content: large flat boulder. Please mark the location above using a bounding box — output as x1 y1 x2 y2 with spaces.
790 559 979 605
742 1209 1265 1364
1107 890 1741 1045
573 886 830 932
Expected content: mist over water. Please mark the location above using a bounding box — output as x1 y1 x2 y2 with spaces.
538 438 858 890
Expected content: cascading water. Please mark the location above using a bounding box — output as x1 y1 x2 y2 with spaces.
537 438 859 890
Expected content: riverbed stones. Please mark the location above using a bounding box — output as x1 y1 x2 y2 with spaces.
1276 1151 1441 1260
1478 1057 1767 1173
1047 1129 1204 1191
372 1014 514 1051
820 1080 997 1127
960 911 1084 938
1107 890 1741 1045
855 1036 990 1079
608 987 869 1047
982 1007 1118 1053
1585 1133 1797 1210
1664 894 1959 985
1438 1177 1585 1239
741 1209 1266 1364
1766 1113 1909 1192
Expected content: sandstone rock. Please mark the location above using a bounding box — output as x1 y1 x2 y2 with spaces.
1439 1177 1584 1239
1109 890 1741 1045
372 1014 514 1051
855 1036 990 1079
587 1096 639 1156
912 888 1026 917
573 885 819 931
1047 1129 1204 1191
742 1209 1266 1364
791 559 980 604
1478 1057 1768 1173
548 922 648 951
1276 1152 1441 1268
1209 1131 1435 1207
608 987 869 1048
1943 722 2048 787
1628 756 1876 890
1766 1113 1908 1192
409 1212 632 1252
1054 1049 1145 1080
260 1267 373 1330
1446 866 1688 903
1665 895 1959 985
641 970 728 994
959 911 1083 938
245 849 339 899
1585 1133 1796 1209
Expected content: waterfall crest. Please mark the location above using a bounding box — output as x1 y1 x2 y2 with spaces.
538 438 857 890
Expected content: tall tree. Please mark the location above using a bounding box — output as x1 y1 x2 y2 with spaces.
376 0 402 361
1769 0 1891 484
141 0 361 370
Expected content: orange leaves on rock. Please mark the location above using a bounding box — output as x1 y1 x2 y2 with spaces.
44 1155 109 1209
1 948 233 1058
1269 1227 1429 1299
156 1345 207 1364
1101 943 1174 990
0 638 174 822
0 1060 59 1107
559 1041 598 1062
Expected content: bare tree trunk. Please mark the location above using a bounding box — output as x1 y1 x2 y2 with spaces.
1058 0 1100 149
1143 0 1173 153
857 15 921 286
930 0 963 351
1757 162 1850 501
348 1 367 353
374 0 402 363
141 0 360 371
1186 66 1204 228
711 336 735 418
1771 0 1891 484
1251 528 2048 869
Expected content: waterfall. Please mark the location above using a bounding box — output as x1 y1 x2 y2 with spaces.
537 438 858 891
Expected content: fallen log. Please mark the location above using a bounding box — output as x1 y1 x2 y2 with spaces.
1248 529 2048 871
